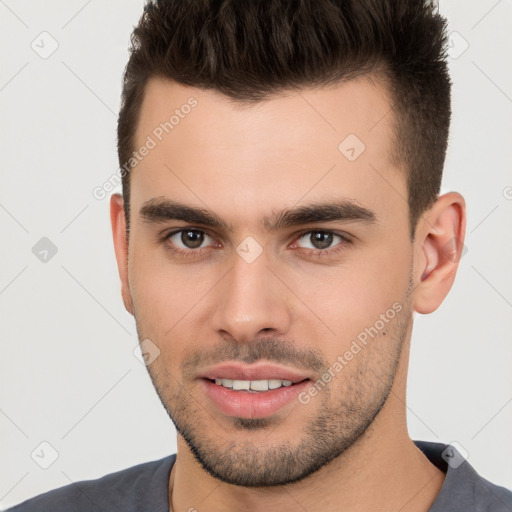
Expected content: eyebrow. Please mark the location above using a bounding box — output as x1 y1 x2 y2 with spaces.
139 196 377 231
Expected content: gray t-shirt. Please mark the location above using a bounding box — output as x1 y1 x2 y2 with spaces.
6 441 512 511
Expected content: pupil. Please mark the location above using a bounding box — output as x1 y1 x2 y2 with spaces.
312 232 332 250
182 230 204 248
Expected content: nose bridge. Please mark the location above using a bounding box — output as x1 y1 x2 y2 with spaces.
212 244 291 342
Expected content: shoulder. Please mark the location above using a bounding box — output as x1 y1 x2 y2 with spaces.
414 440 512 511
5 454 176 512
454 463 512 511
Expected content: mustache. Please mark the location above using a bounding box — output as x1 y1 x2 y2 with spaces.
181 337 327 378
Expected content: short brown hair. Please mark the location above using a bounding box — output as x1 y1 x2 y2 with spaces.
117 0 451 239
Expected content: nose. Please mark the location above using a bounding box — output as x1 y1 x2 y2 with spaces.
211 244 292 344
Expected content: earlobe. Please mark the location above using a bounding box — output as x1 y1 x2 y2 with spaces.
110 193 134 316
413 192 466 314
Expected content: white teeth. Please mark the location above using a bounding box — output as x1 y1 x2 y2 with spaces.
214 378 295 391
232 380 250 390
220 378 233 388
268 379 283 389
250 380 269 391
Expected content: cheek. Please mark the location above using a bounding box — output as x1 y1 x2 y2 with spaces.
129 239 193 308
129 245 216 366
129 249 182 339
285 244 411 359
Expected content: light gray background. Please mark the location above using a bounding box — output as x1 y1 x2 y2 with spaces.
1 0 511 508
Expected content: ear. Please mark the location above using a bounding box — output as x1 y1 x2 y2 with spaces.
412 192 466 314
110 193 134 316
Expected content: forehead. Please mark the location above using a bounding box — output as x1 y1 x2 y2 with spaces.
130 76 406 229
135 75 394 152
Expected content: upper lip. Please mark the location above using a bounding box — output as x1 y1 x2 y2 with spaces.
197 362 313 383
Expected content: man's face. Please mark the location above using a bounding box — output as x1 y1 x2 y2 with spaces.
124 76 416 486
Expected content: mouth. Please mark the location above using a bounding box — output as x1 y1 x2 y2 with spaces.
205 377 306 392
197 363 314 419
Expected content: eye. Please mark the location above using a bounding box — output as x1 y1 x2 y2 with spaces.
293 230 348 252
165 229 216 250
162 228 351 259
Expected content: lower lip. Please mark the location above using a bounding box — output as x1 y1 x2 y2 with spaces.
201 379 311 419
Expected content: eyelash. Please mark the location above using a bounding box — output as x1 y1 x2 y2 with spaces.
160 228 352 259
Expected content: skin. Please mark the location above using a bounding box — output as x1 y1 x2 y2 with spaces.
111 76 466 511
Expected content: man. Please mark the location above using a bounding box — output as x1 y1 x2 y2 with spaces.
8 0 512 511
